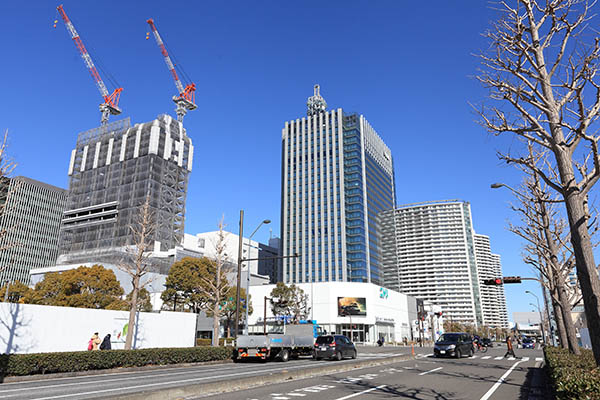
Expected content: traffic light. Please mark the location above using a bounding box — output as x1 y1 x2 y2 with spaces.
483 278 503 285
503 276 522 284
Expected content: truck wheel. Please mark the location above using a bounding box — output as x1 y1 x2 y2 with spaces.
279 349 289 362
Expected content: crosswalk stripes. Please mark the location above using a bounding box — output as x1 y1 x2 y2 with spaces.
522 357 530 362
508 357 516 360
535 357 543 362
471 355 479 359
481 356 491 359
494 356 504 360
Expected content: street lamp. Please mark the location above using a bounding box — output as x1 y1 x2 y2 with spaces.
526 290 547 345
243 219 271 335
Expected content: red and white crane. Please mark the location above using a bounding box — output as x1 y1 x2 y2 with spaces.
147 18 197 123
57 5 123 126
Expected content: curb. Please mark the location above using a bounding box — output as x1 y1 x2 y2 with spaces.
1 359 233 384
112 354 413 400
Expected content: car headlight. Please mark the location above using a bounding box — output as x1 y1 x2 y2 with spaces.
448 344 456 349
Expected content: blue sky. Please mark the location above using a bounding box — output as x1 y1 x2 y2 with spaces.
2 1 587 319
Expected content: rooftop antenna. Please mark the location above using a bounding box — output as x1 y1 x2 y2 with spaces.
307 84 327 116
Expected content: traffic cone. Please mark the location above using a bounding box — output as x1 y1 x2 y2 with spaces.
411 344 415 356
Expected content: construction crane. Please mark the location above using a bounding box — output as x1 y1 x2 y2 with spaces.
57 5 123 126
146 18 197 123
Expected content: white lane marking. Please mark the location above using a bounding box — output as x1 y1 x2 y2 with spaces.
272 397 289 400
333 385 387 400
471 355 479 359
479 359 526 400
287 393 307 397
536 357 543 362
494 356 503 360
508 357 516 360
418 367 443 376
522 357 530 362
22 363 331 400
0 361 317 394
481 356 491 360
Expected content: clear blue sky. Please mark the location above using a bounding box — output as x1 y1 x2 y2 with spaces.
2 1 589 321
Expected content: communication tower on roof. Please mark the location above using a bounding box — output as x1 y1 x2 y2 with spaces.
307 84 327 116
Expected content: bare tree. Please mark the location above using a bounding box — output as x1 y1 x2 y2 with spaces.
476 0 600 364
507 154 583 352
118 196 155 350
199 217 233 346
0 130 20 274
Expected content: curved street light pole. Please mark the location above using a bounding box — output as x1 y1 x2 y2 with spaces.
526 291 547 345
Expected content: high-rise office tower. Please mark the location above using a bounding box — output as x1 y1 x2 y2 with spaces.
474 234 509 328
380 200 484 326
281 85 395 284
58 115 193 272
0 177 67 285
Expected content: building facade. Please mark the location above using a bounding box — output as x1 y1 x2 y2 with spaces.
281 86 395 285
0 177 67 285
474 234 509 328
380 200 484 326
57 115 193 272
248 282 417 344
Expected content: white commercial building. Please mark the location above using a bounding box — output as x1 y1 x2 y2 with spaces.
248 282 416 344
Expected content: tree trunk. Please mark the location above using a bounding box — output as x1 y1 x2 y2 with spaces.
558 156 600 365
212 302 220 346
125 275 140 350
550 292 568 349
557 282 581 355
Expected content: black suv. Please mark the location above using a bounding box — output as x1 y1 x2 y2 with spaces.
434 332 474 358
313 335 357 361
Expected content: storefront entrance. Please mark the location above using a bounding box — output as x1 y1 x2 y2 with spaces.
336 324 371 343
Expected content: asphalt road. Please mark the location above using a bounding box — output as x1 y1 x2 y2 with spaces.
0 345 428 400
202 346 546 400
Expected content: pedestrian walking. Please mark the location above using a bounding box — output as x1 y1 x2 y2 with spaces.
89 332 101 351
100 334 111 350
503 335 517 358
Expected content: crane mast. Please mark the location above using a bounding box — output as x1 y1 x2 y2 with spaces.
147 18 197 123
57 5 123 125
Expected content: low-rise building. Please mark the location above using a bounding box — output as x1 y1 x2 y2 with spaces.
248 282 417 344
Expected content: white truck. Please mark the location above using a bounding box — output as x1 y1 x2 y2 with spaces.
234 323 322 362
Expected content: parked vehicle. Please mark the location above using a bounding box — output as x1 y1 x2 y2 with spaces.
482 338 493 347
234 322 322 362
313 335 357 361
434 332 474 358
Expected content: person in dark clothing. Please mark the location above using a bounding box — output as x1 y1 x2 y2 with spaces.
504 335 517 358
100 334 112 350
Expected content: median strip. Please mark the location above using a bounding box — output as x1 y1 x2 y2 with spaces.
108 354 413 400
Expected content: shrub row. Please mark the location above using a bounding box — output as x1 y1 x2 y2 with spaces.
544 346 600 400
0 346 231 377
196 338 235 346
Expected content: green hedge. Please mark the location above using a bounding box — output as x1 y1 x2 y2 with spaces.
545 347 600 400
0 346 231 377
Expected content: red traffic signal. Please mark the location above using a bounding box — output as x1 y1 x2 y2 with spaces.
483 278 503 286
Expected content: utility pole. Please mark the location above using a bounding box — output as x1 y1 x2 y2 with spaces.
235 210 244 339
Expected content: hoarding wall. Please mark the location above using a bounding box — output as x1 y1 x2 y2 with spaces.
0 303 196 354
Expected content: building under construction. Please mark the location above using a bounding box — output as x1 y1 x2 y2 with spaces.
57 114 194 272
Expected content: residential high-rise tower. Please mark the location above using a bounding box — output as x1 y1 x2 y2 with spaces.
281 85 395 284
474 234 509 328
380 200 484 326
